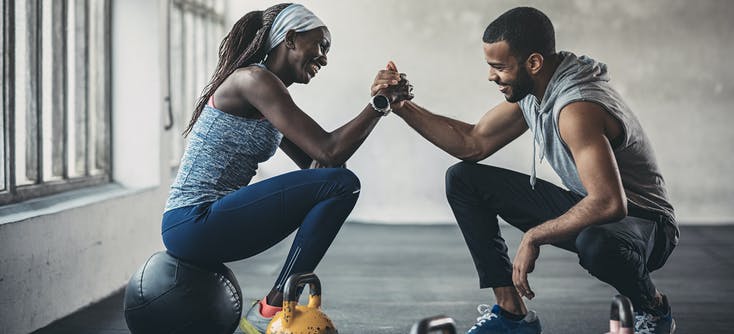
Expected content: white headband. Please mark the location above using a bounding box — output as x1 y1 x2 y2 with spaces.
265 4 326 52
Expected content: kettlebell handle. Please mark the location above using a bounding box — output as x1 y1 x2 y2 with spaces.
608 295 634 334
284 272 322 305
409 315 456 334
282 272 323 327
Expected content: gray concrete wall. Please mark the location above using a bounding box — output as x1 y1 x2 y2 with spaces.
0 0 169 333
232 0 734 224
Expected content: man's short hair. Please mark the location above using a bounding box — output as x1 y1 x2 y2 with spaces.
483 7 556 60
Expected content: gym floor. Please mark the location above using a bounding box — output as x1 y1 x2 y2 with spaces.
32 222 734 334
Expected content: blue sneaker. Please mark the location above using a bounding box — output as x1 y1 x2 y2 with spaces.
634 295 676 334
467 304 542 334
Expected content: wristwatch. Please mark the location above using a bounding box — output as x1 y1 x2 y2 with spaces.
370 94 391 116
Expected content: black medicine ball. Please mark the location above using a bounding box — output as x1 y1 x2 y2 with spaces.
123 251 242 334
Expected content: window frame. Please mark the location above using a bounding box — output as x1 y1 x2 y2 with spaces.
1 0 112 206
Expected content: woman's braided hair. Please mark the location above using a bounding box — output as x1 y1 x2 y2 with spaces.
184 3 292 137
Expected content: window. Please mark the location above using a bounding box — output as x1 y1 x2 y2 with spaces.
165 0 226 174
1 0 111 206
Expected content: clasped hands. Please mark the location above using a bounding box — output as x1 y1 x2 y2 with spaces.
310 62 411 170
371 61 415 108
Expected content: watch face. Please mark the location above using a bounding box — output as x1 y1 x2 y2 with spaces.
374 95 390 109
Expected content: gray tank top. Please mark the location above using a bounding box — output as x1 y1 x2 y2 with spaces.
518 51 675 222
165 104 283 212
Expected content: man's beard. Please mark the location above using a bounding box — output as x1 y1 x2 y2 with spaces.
504 67 534 103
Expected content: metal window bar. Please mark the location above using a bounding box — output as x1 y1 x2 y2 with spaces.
1 0 7 192
90 0 110 175
0 0 111 206
41 0 67 181
69 0 89 178
22 0 40 186
168 3 184 166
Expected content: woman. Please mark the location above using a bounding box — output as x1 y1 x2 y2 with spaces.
161 3 412 333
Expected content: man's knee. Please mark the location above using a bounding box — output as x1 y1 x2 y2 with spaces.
445 161 480 198
576 226 632 274
445 162 507 199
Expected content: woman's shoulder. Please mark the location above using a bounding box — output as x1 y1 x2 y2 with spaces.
231 65 287 92
232 65 278 85
212 64 293 119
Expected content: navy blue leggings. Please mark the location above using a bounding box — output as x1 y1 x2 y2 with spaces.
162 168 360 291
445 162 677 313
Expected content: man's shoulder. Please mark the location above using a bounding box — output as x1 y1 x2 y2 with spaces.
559 101 607 118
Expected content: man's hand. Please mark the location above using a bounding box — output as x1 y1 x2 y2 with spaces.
371 61 414 108
513 233 540 300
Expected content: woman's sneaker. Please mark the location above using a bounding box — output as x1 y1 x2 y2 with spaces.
467 304 542 334
634 295 676 334
238 300 273 334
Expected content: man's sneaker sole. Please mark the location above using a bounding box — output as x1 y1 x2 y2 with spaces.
671 319 677 333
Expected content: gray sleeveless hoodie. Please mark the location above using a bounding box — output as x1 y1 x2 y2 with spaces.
518 51 676 226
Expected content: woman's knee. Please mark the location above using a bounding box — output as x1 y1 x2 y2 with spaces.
320 168 361 196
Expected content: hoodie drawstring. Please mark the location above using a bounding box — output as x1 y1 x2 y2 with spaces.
530 99 545 189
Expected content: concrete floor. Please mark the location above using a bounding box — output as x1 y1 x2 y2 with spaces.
33 223 734 333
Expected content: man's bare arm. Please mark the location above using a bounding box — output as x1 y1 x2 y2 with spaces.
279 137 312 169
526 101 627 245
394 100 528 161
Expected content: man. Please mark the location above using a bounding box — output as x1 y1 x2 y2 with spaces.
385 7 678 334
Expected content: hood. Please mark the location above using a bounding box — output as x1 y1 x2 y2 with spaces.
540 51 610 111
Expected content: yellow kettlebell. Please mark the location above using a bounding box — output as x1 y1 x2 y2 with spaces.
266 272 338 334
